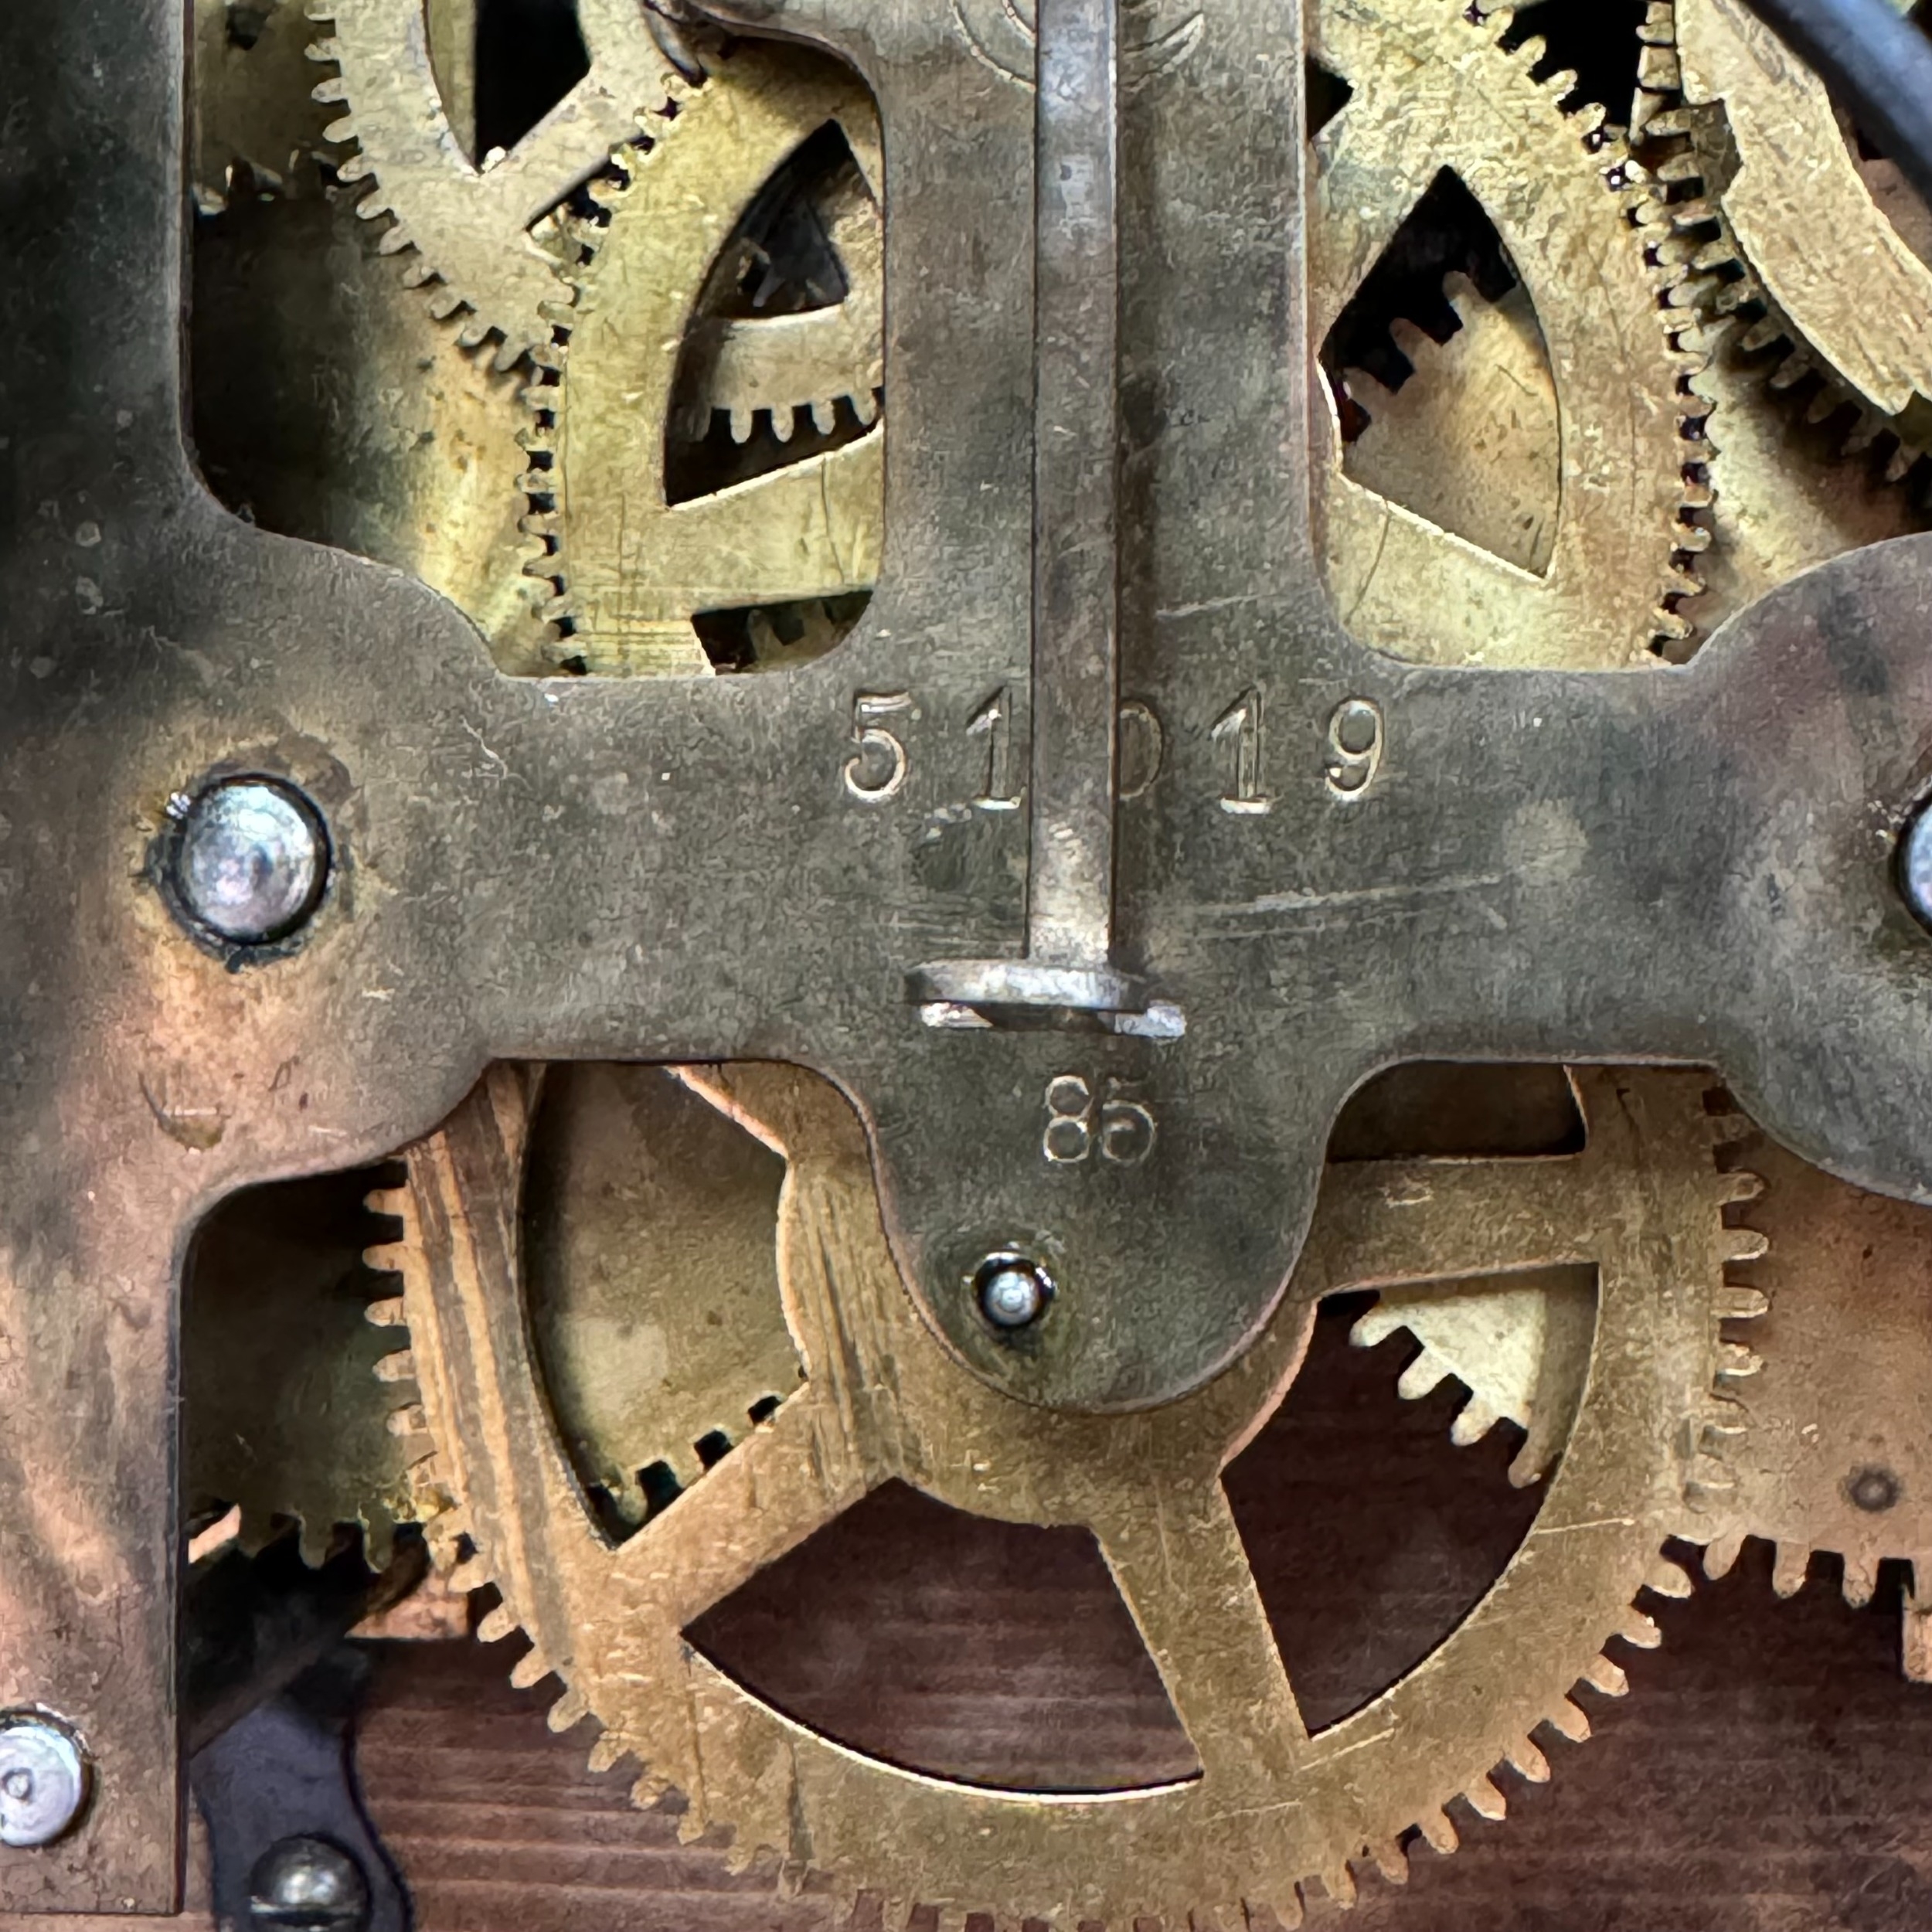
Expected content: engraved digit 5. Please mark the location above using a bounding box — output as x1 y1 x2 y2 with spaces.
1325 697 1384 799
843 692 913 801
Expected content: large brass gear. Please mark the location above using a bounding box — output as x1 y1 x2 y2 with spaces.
304 0 696 366
370 1063 1761 1923
1670 0 1932 449
522 41 885 674
1308 0 1711 667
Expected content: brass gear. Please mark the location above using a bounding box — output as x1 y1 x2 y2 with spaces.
182 1166 428 1566
1669 0 1932 451
304 0 696 366
371 1063 1761 1922
1696 1135 1932 1616
522 41 884 674
193 0 332 212
1626 2 1930 628
1309 0 1711 667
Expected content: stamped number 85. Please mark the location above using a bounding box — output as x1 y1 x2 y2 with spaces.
1043 1074 1158 1166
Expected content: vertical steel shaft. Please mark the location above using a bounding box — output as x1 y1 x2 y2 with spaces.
1027 0 1121 971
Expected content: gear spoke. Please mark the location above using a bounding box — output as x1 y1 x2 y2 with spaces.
607 1388 867 1624
1305 1157 1596 1296
1092 1485 1309 1789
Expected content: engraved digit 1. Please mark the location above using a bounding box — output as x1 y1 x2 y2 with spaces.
1325 698 1384 799
1211 686 1272 815
843 692 913 802
969 686 1023 811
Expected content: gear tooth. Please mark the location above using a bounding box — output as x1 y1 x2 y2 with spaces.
1717 1283 1770 1321
1320 1862 1357 1908
811 398 839 436
1885 444 1923 485
372 1348 417 1383
1462 1774 1506 1822
310 75 349 104
1548 1697 1591 1743
1619 1609 1662 1651
477 1603 520 1645
1511 32 1548 69
1448 1394 1501 1447
855 388 883 427
1772 1543 1812 1598
361 1240 406 1274
548 1686 590 1733
1506 1736 1551 1784
729 405 757 444
1672 521 1712 554
322 111 358 145
1767 350 1813 392
448 1555 492 1594
1396 1350 1451 1403
1367 1838 1409 1885
1702 1530 1746 1580
1720 1168 1767 1205
305 34 341 61
1840 1555 1879 1609
1573 99 1607 137
1737 315 1785 355
1577 1654 1623 1700
1716 1341 1764 1379
770 405 798 444
586 1733 628 1775
1655 151 1702 185
1638 43 1682 90
509 1648 553 1691
1415 1807 1460 1855
297 1517 333 1568
386 1403 430 1438
1350 1302 1403 1352
1541 66 1579 101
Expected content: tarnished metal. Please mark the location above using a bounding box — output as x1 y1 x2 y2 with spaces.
14 0 1932 1908
377 1063 1762 1920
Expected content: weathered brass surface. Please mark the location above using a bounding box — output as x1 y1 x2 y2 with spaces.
1675 0 1932 442
1309 0 1707 666
376 1064 1761 1921
18 0 1932 1910
526 43 885 672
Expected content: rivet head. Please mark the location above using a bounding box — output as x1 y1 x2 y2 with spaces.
0 1714 88 1849
974 1253 1054 1332
172 777 328 945
247 1835 370 1932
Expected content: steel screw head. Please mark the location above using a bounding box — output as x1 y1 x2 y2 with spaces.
975 1253 1053 1332
172 777 328 945
247 1835 370 1932
1902 804 1932 929
0 1713 88 1849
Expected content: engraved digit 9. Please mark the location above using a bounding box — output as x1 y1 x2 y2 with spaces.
1325 697 1384 799
843 692 913 801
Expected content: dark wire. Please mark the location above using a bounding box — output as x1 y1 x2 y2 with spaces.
1736 0 1932 209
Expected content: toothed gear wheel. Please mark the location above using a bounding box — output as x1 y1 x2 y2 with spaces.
372 1063 1762 1923
1666 0 1932 452
1627 2 1930 628
304 0 696 366
1311 0 1712 666
182 1166 427 1566
522 41 884 673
